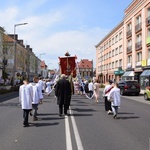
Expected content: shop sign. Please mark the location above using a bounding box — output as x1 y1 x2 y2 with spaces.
142 59 147 66
114 70 124 75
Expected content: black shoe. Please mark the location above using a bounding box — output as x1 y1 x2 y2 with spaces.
30 112 33 116
59 114 62 116
23 124 29 127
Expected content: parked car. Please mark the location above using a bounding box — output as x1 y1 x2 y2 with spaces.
118 80 140 96
144 86 150 100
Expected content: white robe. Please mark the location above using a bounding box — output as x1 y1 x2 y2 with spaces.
45 81 52 93
107 87 121 106
29 82 43 104
19 84 33 109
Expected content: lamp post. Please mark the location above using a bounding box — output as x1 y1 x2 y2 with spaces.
39 53 46 60
12 23 28 86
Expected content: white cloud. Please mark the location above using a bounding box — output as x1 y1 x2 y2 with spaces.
0 3 110 69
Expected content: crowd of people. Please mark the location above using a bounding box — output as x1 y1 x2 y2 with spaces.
19 74 121 127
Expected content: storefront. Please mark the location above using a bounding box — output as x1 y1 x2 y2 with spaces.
122 70 134 81
114 68 124 82
140 69 150 89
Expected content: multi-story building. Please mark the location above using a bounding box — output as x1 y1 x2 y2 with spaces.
78 59 93 80
0 29 45 83
95 22 124 83
96 0 150 89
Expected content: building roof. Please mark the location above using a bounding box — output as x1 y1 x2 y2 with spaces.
78 59 93 69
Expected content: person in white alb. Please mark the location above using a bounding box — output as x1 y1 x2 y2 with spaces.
29 76 43 121
38 77 44 103
19 78 33 127
107 82 121 119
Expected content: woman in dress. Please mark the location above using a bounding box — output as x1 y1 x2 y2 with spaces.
93 79 100 103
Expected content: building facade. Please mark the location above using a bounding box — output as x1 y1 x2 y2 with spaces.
78 59 93 80
96 0 150 89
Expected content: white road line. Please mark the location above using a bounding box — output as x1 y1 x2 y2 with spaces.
69 109 84 150
65 115 73 150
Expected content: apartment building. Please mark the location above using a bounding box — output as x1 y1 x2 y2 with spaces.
96 0 150 89
95 22 124 83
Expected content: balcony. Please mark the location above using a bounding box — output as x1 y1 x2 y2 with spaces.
146 36 150 46
146 16 150 26
135 41 142 51
126 30 132 38
127 46 132 54
135 23 142 33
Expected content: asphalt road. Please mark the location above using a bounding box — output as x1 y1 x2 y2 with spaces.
0 91 150 150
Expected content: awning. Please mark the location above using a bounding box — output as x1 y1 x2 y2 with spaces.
140 70 150 76
122 71 134 77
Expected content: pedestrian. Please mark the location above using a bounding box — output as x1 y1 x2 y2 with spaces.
74 80 80 94
45 79 53 95
55 74 71 116
29 76 43 121
88 80 94 98
38 77 44 103
103 80 114 114
93 79 100 103
19 78 33 127
68 73 74 109
107 82 121 119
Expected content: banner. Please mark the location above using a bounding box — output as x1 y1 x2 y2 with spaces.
59 56 77 78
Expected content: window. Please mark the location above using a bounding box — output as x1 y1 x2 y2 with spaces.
115 35 118 43
127 23 132 31
109 40 111 47
112 62 114 69
109 51 111 58
127 55 132 63
148 7 150 17
119 45 122 53
115 48 118 55
112 49 114 56
136 34 142 42
127 39 132 46
119 32 122 40
115 60 118 68
136 15 141 25
112 38 114 45
119 59 122 67
148 28 150 37
109 63 111 69
148 49 150 58
136 52 142 61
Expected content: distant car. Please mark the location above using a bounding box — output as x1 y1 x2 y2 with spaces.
118 80 140 96
144 86 150 100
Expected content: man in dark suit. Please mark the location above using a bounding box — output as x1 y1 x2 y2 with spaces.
55 74 71 116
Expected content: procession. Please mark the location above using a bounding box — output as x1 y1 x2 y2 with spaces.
19 54 121 127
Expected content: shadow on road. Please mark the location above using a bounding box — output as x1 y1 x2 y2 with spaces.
29 122 59 127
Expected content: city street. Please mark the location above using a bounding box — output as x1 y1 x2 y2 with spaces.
0 91 150 150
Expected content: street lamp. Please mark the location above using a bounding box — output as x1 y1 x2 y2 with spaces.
12 23 28 86
39 53 46 60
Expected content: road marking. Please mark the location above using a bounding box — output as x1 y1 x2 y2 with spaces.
69 109 84 150
65 115 73 150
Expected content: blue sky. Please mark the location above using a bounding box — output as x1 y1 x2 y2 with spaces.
0 0 133 69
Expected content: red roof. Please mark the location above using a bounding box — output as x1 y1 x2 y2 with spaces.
78 59 93 69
